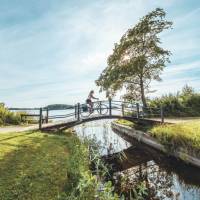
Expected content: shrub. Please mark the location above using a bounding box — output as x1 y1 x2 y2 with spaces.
148 85 200 117
0 103 22 125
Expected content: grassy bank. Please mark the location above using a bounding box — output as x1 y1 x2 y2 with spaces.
150 121 200 158
0 130 118 200
115 119 135 128
115 119 153 132
115 119 200 159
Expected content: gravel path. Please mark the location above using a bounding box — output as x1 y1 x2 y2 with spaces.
151 117 200 124
0 125 38 134
0 121 66 134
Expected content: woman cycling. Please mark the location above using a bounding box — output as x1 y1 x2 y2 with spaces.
86 90 99 113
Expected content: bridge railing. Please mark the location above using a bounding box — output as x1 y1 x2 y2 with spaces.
8 107 41 124
8 100 165 130
77 100 164 121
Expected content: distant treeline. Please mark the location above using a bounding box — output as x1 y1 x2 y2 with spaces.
44 104 74 110
148 85 200 117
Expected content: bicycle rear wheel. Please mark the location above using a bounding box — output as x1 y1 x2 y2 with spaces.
80 105 91 118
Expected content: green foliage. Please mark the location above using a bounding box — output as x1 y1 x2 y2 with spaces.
96 8 172 106
0 103 37 125
0 103 22 125
149 85 200 117
131 182 148 200
62 137 119 200
181 84 194 96
64 173 119 200
123 84 142 102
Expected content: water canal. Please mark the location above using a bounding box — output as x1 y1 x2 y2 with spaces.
74 119 200 200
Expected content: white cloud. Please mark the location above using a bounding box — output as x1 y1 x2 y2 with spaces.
163 60 200 77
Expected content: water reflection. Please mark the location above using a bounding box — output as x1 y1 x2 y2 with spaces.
112 158 200 200
74 119 200 200
74 119 131 155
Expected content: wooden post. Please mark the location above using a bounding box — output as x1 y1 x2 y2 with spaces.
136 103 140 119
109 98 112 116
39 108 42 130
46 108 49 123
77 103 80 121
99 101 102 115
122 103 125 116
20 115 23 122
141 106 144 119
75 105 77 119
161 105 164 123
131 103 134 117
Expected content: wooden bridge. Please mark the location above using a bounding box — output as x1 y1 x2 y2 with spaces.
9 100 164 131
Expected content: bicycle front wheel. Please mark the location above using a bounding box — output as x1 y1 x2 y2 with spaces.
97 104 108 115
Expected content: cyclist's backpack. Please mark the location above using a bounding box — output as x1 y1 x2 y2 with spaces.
82 105 88 112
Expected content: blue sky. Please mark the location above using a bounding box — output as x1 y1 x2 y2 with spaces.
0 0 200 107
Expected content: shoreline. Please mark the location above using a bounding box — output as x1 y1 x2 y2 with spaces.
111 121 200 169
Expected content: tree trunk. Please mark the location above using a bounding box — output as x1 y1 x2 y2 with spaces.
140 78 147 107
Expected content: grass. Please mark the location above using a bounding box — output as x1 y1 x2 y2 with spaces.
115 119 200 158
0 130 120 200
115 119 135 128
115 119 153 132
150 121 200 158
0 130 89 200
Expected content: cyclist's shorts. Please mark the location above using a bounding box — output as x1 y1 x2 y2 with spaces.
86 99 92 104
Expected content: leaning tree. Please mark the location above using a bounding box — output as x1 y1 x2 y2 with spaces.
96 8 172 107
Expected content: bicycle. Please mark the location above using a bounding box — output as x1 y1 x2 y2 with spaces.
81 101 108 117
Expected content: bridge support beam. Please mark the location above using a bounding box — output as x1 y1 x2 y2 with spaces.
99 101 102 115
122 103 125 116
136 103 140 119
46 108 49 123
77 103 80 121
75 105 77 119
109 98 112 116
160 105 164 123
